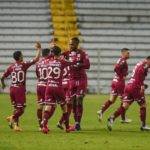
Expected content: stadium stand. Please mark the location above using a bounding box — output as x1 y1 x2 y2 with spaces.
50 0 80 50
0 0 52 92
75 0 150 93
1 0 150 93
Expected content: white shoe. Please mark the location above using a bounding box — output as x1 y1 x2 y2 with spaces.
107 117 114 131
141 126 150 131
121 118 132 123
97 110 103 122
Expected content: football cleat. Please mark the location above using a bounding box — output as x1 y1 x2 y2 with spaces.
41 126 50 134
97 110 103 122
66 126 76 133
121 118 132 124
6 115 14 129
75 123 81 131
13 124 22 132
56 122 64 130
39 127 42 132
107 117 114 131
141 126 150 131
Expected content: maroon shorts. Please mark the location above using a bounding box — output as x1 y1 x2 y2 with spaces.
123 84 145 105
10 86 26 108
69 78 87 98
110 79 125 98
36 85 46 105
45 86 66 106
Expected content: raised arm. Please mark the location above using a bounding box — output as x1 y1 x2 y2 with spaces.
33 42 42 62
1 76 6 89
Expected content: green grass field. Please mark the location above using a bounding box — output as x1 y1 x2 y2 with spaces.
0 94 150 150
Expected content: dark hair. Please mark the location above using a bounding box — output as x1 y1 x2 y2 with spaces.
13 51 22 61
42 48 50 57
51 46 61 56
71 37 80 44
121 48 130 52
146 56 150 60
50 37 58 43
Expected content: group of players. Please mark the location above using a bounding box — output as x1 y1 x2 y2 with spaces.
0 37 90 134
97 48 150 131
1 37 150 133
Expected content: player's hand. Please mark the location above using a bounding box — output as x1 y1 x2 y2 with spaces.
144 84 148 89
1 83 6 89
140 85 145 94
35 42 41 50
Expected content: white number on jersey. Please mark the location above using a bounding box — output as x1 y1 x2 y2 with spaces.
48 66 61 79
11 71 24 83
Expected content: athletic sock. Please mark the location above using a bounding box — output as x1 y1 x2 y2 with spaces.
13 107 24 123
73 101 78 122
63 112 69 129
59 103 72 125
67 103 72 117
37 109 42 127
113 106 125 120
101 100 113 113
140 107 146 127
77 104 83 123
42 106 55 127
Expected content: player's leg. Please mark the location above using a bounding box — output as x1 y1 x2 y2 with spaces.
36 85 45 130
57 88 74 132
57 85 72 130
97 94 118 121
12 105 25 131
75 95 84 130
41 104 56 133
120 96 132 123
7 87 16 129
37 104 43 130
10 86 26 131
41 87 56 134
74 79 87 130
60 104 70 132
138 97 150 131
107 101 131 131
57 101 72 130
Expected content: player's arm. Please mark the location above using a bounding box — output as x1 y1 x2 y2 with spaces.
114 60 126 78
0 67 11 89
62 58 77 68
33 42 41 63
77 52 90 69
61 51 69 60
137 68 146 94
24 42 42 69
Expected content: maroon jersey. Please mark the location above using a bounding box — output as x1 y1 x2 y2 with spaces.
63 66 70 79
36 57 50 86
47 58 75 87
113 57 128 82
62 49 90 79
2 60 36 87
128 60 149 89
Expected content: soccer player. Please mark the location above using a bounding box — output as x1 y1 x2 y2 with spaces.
35 48 51 130
62 37 90 130
41 46 77 134
1 42 41 131
97 48 131 123
107 56 150 131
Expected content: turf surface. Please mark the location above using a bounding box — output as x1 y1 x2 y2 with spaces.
0 94 150 150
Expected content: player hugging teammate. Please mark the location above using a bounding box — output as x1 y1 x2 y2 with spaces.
0 37 90 134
